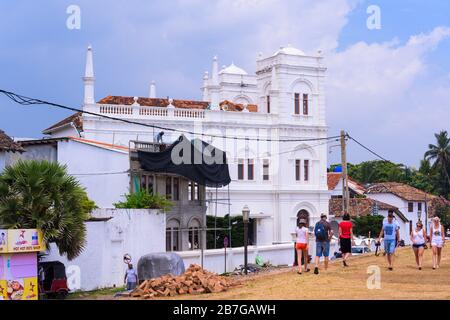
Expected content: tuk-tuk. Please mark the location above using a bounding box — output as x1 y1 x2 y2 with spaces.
38 261 70 299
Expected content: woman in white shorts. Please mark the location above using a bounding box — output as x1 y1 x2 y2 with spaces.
429 217 445 270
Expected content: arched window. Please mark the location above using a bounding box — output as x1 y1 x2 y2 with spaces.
166 219 180 251
188 218 202 250
297 209 310 228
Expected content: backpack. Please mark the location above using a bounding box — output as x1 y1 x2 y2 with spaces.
314 222 328 242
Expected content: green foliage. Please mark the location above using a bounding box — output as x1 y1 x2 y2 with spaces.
352 215 384 237
0 160 95 260
206 214 245 249
114 191 173 211
433 203 450 230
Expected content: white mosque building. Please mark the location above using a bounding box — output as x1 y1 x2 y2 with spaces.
43 44 330 247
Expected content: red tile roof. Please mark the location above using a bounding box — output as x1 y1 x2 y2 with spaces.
219 100 258 112
97 96 209 110
0 130 24 152
42 112 83 134
327 172 366 194
366 182 436 202
327 172 342 190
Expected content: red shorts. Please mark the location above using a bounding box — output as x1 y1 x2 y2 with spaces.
296 243 308 250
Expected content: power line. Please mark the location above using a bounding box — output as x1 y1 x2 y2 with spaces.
347 134 391 163
0 88 340 143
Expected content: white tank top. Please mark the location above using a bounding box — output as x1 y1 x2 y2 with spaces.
296 226 308 244
432 224 442 240
412 229 425 244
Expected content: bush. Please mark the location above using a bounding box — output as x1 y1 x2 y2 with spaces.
114 191 173 211
206 214 245 249
352 215 384 237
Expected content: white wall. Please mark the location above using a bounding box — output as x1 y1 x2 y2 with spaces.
57 140 130 208
177 243 295 275
41 209 166 291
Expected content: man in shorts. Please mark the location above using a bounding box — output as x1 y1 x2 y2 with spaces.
314 214 333 274
378 210 400 270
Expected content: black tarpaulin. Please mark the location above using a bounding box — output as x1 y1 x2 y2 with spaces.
137 135 231 188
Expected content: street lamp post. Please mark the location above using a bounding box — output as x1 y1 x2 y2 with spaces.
242 205 250 275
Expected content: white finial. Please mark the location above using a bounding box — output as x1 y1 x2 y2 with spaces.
242 103 249 113
211 55 219 85
167 98 175 109
203 71 209 80
83 45 95 105
317 49 323 56
132 97 140 106
149 80 156 98
257 52 263 59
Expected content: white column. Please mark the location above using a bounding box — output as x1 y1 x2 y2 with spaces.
83 45 95 105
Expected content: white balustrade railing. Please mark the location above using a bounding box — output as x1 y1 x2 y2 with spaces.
99 104 133 115
174 108 205 119
139 106 168 117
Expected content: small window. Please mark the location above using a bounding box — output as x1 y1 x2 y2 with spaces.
418 202 422 211
263 159 270 181
294 93 300 115
173 178 179 201
303 94 309 115
189 227 200 250
238 159 244 180
266 95 270 113
247 159 254 180
165 177 172 200
166 227 179 251
295 160 301 181
304 159 309 181
408 202 414 212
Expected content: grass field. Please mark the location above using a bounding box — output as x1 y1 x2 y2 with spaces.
169 246 450 300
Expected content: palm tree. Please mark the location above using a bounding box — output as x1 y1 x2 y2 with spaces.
0 160 96 260
425 130 450 187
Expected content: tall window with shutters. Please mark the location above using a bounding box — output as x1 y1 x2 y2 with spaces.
263 159 270 181
304 160 309 181
295 159 301 181
294 93 300 115
303 94 309 115
266 95 271 113
247 159 254 180
238 159 244 180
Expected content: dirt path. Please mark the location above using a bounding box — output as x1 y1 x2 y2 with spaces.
77 247 450 300
167 247 450 300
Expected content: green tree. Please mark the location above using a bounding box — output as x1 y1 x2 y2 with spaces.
424 130 450 197
0 160 96 260
206 214 245 249
352 215 384 237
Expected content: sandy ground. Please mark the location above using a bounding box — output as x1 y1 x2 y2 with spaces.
76 246 450 300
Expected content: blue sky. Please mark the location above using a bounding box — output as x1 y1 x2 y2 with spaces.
0 0 449 167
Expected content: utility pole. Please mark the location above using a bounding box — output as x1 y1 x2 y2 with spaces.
340 130 350 214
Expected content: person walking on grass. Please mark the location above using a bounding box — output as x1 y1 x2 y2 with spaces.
295 219 310 274
410 221 426 270
430 216 445 270
338 213 353 267
377 210 400 271
314 214 333 275
124 263 138 290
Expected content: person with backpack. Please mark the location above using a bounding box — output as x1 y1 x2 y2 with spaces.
313 214 333 274
339 213 353 267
